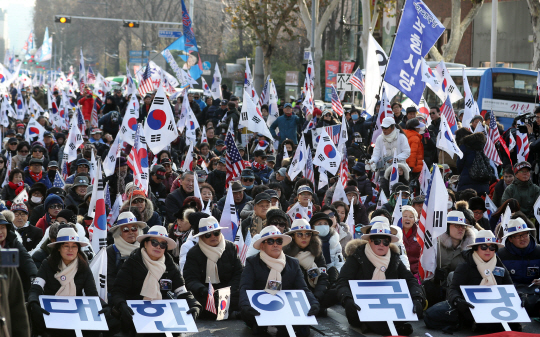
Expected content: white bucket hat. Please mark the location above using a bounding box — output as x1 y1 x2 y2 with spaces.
110 211 147 233
502 218 534 240
193 216 228 238
467 230 504 248
360 219 399 243
447 211 470 226
48 227 89 248
381 117 396 128
287 219 319 235
136 225 177 250
253 225 292 250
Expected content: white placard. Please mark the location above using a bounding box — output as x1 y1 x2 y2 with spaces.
336 73 360 92
246 290 318 326
39 296 108 331
349 280 418 322
216 286 231 321
127 299 198 333
460 285 530 324
481 98 536 114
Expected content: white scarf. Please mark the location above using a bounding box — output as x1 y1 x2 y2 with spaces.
364 243 391 280
140 248 166 300
198 235 226 284
114 236 139 258
296 251 319 288
260 251 286 295
55 258 79 296
472 251 497 286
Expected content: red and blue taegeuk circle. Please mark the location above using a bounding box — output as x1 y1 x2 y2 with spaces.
220 300 227 310
189 121 195 130
29 127 40 135
0 74 4 83
128 118 138 131
137 148 148 168
147 109 167 130
324 145 336 159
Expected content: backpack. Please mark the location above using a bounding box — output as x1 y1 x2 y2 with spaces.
469 150 493 181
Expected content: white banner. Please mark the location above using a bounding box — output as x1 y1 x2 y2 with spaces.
247 290 318 327
127 299 198 333
39 296 108 331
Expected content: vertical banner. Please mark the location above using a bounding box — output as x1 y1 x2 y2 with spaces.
325 61 339 101
382 6 397 54
341 62 355 74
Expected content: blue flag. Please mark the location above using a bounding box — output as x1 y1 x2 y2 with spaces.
53 171 65 188
164 0 203 80
384 0 445 104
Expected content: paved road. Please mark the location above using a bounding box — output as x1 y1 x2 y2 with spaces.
185 305 539 336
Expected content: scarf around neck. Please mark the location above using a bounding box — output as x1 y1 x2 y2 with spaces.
251 215 267 237
260 250 286 295
55 258 79 296
8 181 24 194
296 251 319 287
114 236 140 258
365 243 391 280
472 251 497 286
29 170 43 182
140 248 167 300
198 234 226 284
382 128 399 143
252 161 267 171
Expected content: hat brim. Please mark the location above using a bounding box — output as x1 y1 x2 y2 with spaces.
136 234 177 250
502 228 534 240
253 233 292 250
467 241 505 248
360 225 399 243
446 220 472 227
110 221 147 233
287 228 319 235
47 240 89 248
193 226 229 238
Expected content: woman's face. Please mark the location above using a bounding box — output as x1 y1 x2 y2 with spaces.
293 231 312 249
201 188 213 202
478 244 496 262
59 242 79 264
369 236 390 256
160 153 169 161
346 193 357 205
12 173 22 184
299 192 312 206
144 238 167 260
402 210 415 229
200 146 209 155
449 223 466 241
132 198 146 213
18 147 29 156
176 218 191 232
336 206 347 223
285 144 292 152
120 224 138 244
0 224 6 243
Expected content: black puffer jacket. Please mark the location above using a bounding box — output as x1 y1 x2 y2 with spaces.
354 174 372 204
336 239 424 304
183 240 243 308
239 253 319 309
110 248 201 311
165 187 194 224
32 239 51 270
64 188 85 209
3 230 38 294
17 224 43 252
106 244 132 293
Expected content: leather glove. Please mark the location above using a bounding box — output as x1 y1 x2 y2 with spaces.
118 301 134 326
343 297 361 312
454 297 475 313
31 301 50 316
307 303 319 316
97 306 111 316
186 306 200 319
412 299 424 319
241 306 261 317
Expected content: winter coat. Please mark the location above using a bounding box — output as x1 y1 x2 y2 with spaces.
2 230 38 294
78 96 94 120
206 170 226 200
447 250 513 306
403 129 424 173
23 168 51 189
104 171 133 197
456 132 490 195
354 174 372 205
217 192 252 216
402 224 421 275
179 233 197 274
183 240 243 308
501 179 540 218
111 248 201 311
163 171 179 193
239 253 319 308
336 239 425 303
422 128 438 168
319 229 345 271
64 188 85 209
370 129 411 169
270 114 302 144
351 202 370 228
149 180 168 202
492 179 508 208
165 187 194 224
106 244 131 292
0 182 29 205
45 141 60 162
16 223 44 252
436 229 474 278
252 165 273 185
121 199 162 228
0 266 31 337
336 222 353 256
498 239 540 285
98 110 122 137
31 240 51 270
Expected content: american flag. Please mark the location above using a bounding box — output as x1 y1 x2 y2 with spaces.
104 183 111 209
331 85 344 116
304 145 315 185
324 125 342 146
76 106 86 133
516 131 530 162
206 281 217 314
485 112 502 165
487 112 500 145
349 67 365 94
339 147 349 187
484 137 502 165
440 96 457 133
87 66 96 84
52 171 65 188
239 230 251 266
128 125 149 195
137 62 155 96
225 131 244 187
62 159 69 181
91 100 99 128
259 79 269 106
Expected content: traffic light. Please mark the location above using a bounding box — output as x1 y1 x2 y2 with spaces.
123 20 139 28
55 16 71 24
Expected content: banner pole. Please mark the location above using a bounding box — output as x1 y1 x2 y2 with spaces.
387 321 398 336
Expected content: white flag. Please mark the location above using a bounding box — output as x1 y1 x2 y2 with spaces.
103 135 122 177
201 125 208 144
376 189 388 210
435 61 463 103
371 89 394 145
388 149 399 192
287 134 308 181
239 89 273 140
89 247 108 303
392 192 403 229
244 58 259 104
118 95 140 146
266 79 279 127
286 202 309 222
318 167 328 190
419 161 431 195
313 129 342 175
501 205 512 239
182 142 194 172
332 177 349 205
177 90 199 141
201 77 212 97
211 63 222 100
2 153 11 187
107 194 123 226
24 117 46 143
89 150 97 185
462 68 480 130
15 87 26 120
534 195 540 227
484 195 497 220
216 287 231 321
338 109 348 151
13 189 28 204
421 59 445 102
220 185 239 242
143 85 178 153
346 196 355 237
436 114 463 159
64 120 84 163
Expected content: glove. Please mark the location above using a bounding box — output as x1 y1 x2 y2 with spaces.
241 306 261 317
412 299 424 319
31 301 50 316
423 132 430 139
307 303 319 316
454 297 475 313
186 306 200 319
98 306 111 316
343 297 361 312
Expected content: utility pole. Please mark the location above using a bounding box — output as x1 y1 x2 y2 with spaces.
490 0 498 67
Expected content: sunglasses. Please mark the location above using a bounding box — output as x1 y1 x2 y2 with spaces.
479 244 498 252
429 112 437 115
33 149 43 153
326 212 335 218
204 230 221 238
49 204 63 210
371 238 391 246
295 232 312 238
132 199 145 205
150 239 168 250
381 126 390 130
122 226 138 233
243 178 254 182
0 161 4 164
264 238 283 246
270 221 287 228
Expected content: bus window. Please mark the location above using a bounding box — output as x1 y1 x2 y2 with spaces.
492 73 537 103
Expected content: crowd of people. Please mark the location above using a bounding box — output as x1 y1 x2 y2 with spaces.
2 82 540 337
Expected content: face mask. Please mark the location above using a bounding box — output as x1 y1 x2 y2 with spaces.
419 126 426 134
447 201 453 209
244 184 253 190
352 114 359 120
315 225 330 237
401 198 409 206
31 196 42 203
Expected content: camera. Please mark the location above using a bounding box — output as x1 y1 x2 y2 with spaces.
0 248 19 268
516 112 535 133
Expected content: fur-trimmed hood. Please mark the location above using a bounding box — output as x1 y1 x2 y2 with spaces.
283 235 322 258
460 131 486 150
121 198 154 223
438 228 475 250
344 238 399 257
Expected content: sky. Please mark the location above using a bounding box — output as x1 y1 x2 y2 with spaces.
0 0 35 55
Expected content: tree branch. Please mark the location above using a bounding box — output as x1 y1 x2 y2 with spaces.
429 45 444 61
459 0 484 35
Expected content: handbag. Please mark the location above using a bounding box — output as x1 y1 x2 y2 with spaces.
469 150 493 181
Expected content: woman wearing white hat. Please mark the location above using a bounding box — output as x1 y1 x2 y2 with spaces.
283 219 331 313
239 225 319 336
110 225 202 335
444 230 520 332
183 216 243 319
28 227 106 335
336 220 425 335
106 211 147 290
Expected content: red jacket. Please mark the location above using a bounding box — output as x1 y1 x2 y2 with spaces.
403 224 421 275
78 96 94 121
403 129 424 173
36 215 53 235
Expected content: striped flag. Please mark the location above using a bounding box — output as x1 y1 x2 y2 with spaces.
137 61 155 96
330 85 343 116
206 281 217 314
224 131 244 187
239 230 251 266
127 123 149 195
349 67 365 94
76 106 86 134
304 145 315 185
79 48 86 91
87 66 96 84
440 96 457 133
91 99 99 128
488 112 511 164
516 131 530 162
484 135 502 165
339 147 349 188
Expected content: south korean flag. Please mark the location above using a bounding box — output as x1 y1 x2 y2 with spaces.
313 129 342 175
143 85 178 153
240 90 273 140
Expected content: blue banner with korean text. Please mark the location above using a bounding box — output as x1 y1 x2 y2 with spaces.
384 0 445 105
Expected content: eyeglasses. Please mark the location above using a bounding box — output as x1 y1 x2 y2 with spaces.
48 204 63 210
14 212 27 217
451 224 468 230
122 226 138 233
204 230 221 238
371 238 391 246
243 178 254 182
33 149 43 153
295 232 312 238
150 239 168 250
264 238 283 246
270 221 287 228
0 161 4 164
132 199 145 205
19 150 28 154
511 232 529 240
479 244 498 252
